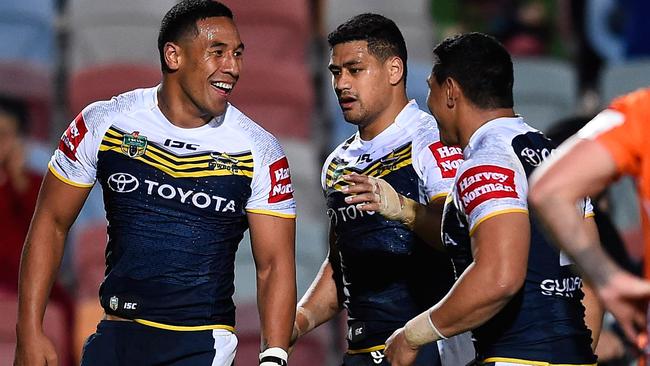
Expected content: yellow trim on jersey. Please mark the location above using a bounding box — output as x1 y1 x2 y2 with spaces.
136 156 253 179
483 356 597 366
469 208 529 236
246 209 297 219
147 143 254 167
98 145 254 178
103 130 254 166
329 158 413 191
584 212 595 219
430 192 449 202
325 142 412 189
101 132 254 177
346 344 385 354
134 318 235 332
48 163 94 188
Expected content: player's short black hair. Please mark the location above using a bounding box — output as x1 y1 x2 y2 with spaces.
432 32 514 109
328 13 408 83
158 0 234 73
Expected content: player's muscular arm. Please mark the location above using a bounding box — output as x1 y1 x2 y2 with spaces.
385 213 529 364
530 138 650 341
15 172 92 366
248 213 297 354
530 139 619 288
343 174 445 249
428 212 530 335
292 226 344 347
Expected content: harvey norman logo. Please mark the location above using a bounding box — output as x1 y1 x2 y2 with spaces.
457 165 518 214
429 142 463 178
268 157 293 203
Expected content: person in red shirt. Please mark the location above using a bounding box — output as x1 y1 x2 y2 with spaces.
0 98 42 290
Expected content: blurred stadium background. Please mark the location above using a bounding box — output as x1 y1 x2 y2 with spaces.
0 0 649 364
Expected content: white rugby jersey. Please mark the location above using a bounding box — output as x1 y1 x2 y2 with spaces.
50 86 295 328
321 101 474 364
450 117 593 235
441 116 596 364
322 100 462 204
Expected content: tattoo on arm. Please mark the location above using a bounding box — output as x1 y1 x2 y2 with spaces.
572 245 620 288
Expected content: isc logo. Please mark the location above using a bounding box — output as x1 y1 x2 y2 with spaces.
123 302 138 310
164 139 199 151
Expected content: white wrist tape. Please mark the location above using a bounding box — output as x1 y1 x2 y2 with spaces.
259 347 288 366
403 309 447 347
372 177 405 220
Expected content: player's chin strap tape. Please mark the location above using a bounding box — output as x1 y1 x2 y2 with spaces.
259 347 288 366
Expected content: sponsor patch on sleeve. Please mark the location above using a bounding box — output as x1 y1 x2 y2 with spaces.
268 157 294 203
457 165 518 214
57 113 88 161
429 141 463 178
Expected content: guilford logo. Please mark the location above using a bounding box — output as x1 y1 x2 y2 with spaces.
107 173 139 193
121 131 148 158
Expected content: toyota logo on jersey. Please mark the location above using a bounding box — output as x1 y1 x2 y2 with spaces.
429 142 463 178
107 173 140 193
457 165 518 214
268 157 293 203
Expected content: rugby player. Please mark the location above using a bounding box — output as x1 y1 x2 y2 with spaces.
290 13 474 366
385 32 602 366
14 1 296 365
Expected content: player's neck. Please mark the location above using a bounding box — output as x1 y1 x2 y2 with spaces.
458 107 515 148
358 94 409 141
157 83 213 128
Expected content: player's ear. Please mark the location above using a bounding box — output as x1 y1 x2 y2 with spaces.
163 42 182 71
388 56 404 86
445 77 458 109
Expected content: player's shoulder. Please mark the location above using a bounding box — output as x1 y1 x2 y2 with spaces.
79 86 157 132
460 119 533 176
611 87 650 110
225 103 286 163
397 101 440 138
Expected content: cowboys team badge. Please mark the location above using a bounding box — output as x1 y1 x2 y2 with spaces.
109 296 119 311
209 152 240 173
121 131 148 158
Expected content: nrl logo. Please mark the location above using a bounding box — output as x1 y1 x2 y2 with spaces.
209 152 240 172
121 131 148 158
109 296 119 311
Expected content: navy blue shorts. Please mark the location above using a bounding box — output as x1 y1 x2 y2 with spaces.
342 343 441 366
80 320 237 366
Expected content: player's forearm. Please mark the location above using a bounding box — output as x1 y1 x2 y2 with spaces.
429 260 521 337
582 281 604 350
532 195 620 289
295 260 342 337
16 215 67 334
406 198 444 249
401 259 519 348
256 258 297 350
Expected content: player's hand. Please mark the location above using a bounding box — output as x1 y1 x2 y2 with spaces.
14 330 58 366
288 323 299 355
384 327 419 366
342 174 404 220
597 271 650 344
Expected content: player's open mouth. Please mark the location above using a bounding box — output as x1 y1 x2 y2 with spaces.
211 81 234 95
339 96 356 109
